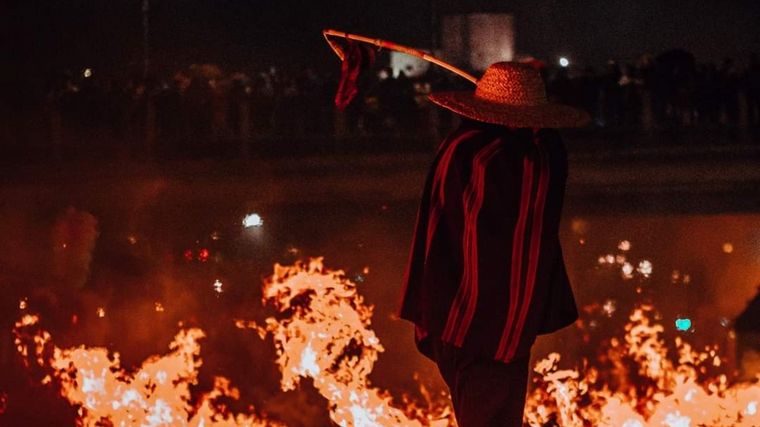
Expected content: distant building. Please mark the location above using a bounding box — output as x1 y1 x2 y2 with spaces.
735 287 760 381
389 51 431 79
440 13 515 72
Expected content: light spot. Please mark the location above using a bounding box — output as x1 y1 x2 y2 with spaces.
621 262 634 279
602 299 616 317
746 401 757 416
663 411 691 427
637 260 653 277
243 213 263 228
675 318 692 331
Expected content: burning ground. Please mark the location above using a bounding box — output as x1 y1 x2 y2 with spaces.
1 165 759 426
9 256 760 426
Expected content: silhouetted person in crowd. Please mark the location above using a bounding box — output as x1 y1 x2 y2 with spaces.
746 53 760 134
393 70 418 133
695 63 721 126
548 66 573 106
719 57 740 135
619 64 642 128
601 60 623 128
577 66 600 123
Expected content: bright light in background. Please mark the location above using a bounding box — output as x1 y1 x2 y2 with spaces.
602 299 617 317
83 68 93 78
675 318 692 331
722 242 734 253
197 248 210 262
558 57 570 67
621 262 634 279
637 260 653 277
213 279 223 294
242 213 263 228
389 51 430 78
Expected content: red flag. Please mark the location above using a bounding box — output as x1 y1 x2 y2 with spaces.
334 40 375 111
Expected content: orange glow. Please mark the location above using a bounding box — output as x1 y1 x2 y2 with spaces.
13 259 760 426
13 315 281 426
525 305 760 427
241 258 452 426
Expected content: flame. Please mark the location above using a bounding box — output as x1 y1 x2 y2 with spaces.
11 257 760 427
525 305 760 427
241 258 451 427
13 315 281 426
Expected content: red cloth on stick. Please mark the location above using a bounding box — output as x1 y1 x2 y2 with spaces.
334 40 375 111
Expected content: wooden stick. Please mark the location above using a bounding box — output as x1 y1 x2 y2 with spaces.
322 28 478 85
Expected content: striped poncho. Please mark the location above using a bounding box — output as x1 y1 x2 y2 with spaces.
399 120 578 363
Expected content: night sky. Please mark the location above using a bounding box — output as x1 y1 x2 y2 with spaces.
3 0 760 78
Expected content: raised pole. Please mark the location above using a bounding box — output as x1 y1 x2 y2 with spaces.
322 29 478 85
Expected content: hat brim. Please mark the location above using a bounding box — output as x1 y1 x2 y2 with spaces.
429 91 591 128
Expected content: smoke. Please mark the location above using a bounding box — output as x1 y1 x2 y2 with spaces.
51 207 99 290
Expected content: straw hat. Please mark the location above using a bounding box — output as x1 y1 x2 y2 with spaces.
429 62 590 128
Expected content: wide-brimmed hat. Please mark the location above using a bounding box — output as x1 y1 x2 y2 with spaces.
429 62 590 128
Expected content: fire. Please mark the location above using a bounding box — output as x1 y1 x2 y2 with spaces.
13 315 281 426
246 258 758 427
240 258 452 427
525 305 760 427
10 257 760 427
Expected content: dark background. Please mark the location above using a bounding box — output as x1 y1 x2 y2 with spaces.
4 0 759 78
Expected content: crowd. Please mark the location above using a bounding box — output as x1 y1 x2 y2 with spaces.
547 51 760 133
2 50 759 159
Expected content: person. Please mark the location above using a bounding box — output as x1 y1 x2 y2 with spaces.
398 62 589 427
745 53 760 134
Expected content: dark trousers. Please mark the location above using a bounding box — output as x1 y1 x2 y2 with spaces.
433 341 530 427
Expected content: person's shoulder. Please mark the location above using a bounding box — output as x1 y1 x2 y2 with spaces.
442 122 510 165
